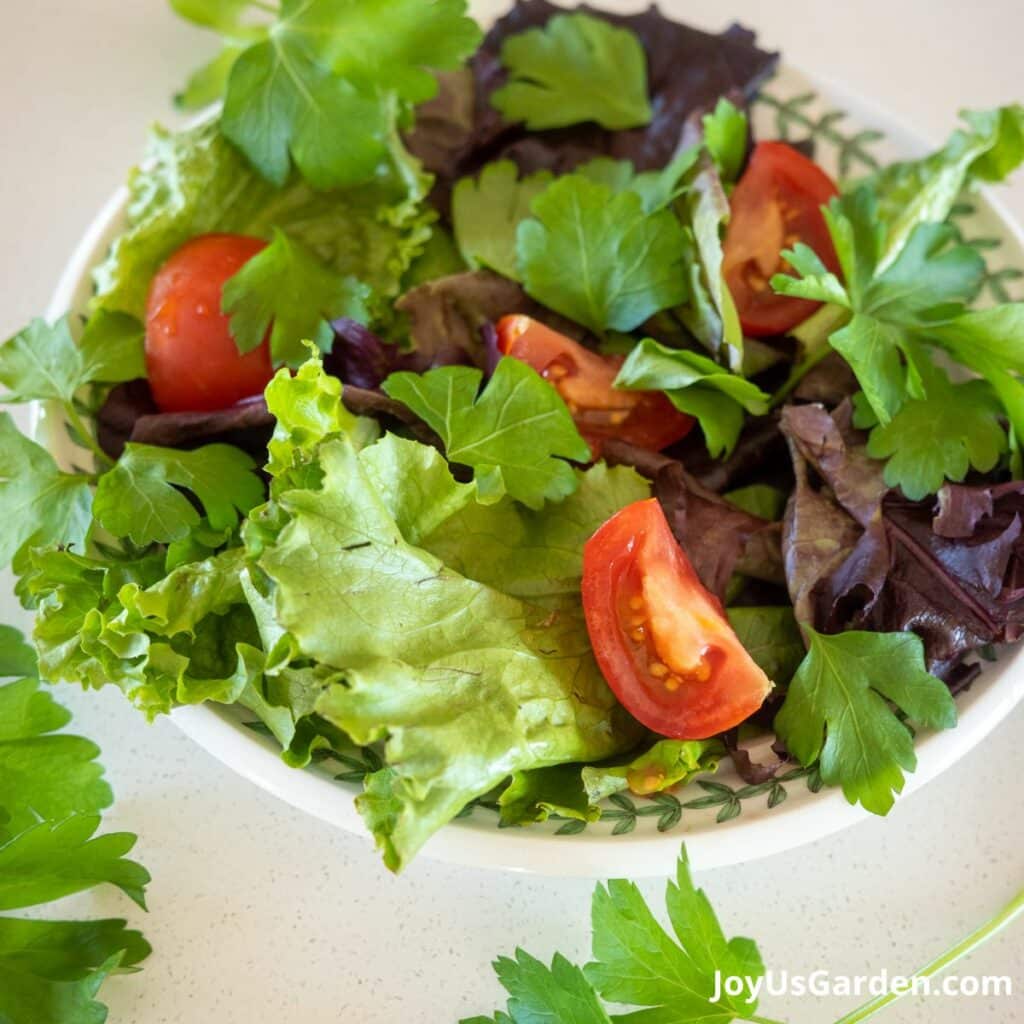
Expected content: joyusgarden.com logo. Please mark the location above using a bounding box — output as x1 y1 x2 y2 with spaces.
710 970 1015 1003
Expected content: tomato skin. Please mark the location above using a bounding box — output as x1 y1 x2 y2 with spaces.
145 234 274 413
496 315 694 453
582 498 772 739
723 141 841 337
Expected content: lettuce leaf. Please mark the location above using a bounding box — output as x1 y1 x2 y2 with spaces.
257 434 642 869
859 104 1024 265
420 459 649 600
581 738 723 805
30 546 260 718
498 765 600 827
92 120 434 324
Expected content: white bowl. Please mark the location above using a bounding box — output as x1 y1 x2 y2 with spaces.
41 65 1024 877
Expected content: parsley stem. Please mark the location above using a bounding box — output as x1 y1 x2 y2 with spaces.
831 887 1024 1024
745 1015 789 1024
769 346 831 408
769 304 851 409
62 402 113 473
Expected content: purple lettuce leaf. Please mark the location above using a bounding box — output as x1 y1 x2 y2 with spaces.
603 441 782 601
679 414 788 494
780 402 1024 677
407 0 779 202
792 351 860 406
326 316 475 391
96 376 442 463
395 269 589 369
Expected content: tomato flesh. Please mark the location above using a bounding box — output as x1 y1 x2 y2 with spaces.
582 498 772 739
145 233 274 413
496 315 694 453
723 141 841 337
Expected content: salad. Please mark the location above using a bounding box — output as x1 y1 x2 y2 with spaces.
3 0 1024 873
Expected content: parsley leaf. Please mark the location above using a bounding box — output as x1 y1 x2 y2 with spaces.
451 152 698 290
702 97 749 184
0 627 150 1023
0 815 149 912
929 303 1024 374
170 0 269 109
221 229 370 364
857 374 1006 500
774 196 986 424
0 318 86 404
615 338 770 457
775 628 957 815
176 45 246 110
383 358 591 508
0 677 112 841
929 305 1024 471
77 310 148 385
577 148 700 214
215 0 481 188
775 202 985 327
0 626 37 680
223 46 391 190
289 0 481 104
0 414 93 568
827 313 909 424
170 0 267 36
584 847 766 1020
770 241 850 308
0 314 144 404
469 843 1024 1024
466 950 612 1024
861 222 984 324
452 161 552 280
517 175 688 334
93 443 264 546
0 917 149 1024
491 12 652 131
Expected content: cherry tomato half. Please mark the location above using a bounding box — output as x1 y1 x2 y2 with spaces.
723 142 840 337
145 233 274 413
582 498 772 739
496 315 694 454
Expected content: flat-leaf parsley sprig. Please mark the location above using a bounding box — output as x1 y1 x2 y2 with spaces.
0 626 151 1024
464 847 1024 1024
171 0 482 188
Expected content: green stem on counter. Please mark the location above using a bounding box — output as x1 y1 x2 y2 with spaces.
832 888 1024 1024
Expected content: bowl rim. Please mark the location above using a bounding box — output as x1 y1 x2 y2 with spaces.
36 68 1024 877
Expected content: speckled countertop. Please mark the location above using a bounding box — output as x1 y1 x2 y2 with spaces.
2 2 1023 1021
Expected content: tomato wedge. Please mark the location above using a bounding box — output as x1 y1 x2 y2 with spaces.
496 315 694 453
723 141 840 337
145 233 274 413
582 498 772 739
